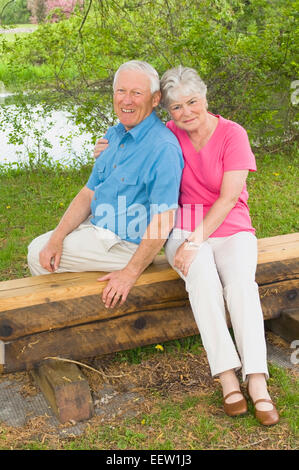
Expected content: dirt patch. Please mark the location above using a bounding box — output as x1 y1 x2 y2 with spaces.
86 349 214 398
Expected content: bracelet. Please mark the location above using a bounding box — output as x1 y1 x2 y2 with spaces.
184 238 201 248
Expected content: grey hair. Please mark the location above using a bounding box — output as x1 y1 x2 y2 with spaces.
160 65 207 108
113 60 160 94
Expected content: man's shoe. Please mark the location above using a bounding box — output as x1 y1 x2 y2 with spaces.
223 391 248 417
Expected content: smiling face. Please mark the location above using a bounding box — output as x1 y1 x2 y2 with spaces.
168 94 209 132
113 69 161 130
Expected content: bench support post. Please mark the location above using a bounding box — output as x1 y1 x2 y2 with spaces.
30 359 94 424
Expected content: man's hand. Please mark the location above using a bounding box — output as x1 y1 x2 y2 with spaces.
93 138 109 159
98 267 139 308
174 241 199 277
39 238 63 273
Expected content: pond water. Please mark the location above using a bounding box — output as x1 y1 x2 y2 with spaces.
0 88 96 167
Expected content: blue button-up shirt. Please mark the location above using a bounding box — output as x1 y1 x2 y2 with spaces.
86 111 183 244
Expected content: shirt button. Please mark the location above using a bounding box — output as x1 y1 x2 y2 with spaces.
120 144 124 148
113 164 117 168
121 177 124 182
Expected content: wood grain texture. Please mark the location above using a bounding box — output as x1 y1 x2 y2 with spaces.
0 280 189 341
3 306 199 373
0 233 298 373
0 233 298 313
31 359 94 423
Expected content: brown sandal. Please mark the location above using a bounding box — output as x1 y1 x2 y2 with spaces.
251 398 280 426
223 391 248 417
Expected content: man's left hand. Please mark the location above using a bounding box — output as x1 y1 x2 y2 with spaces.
98 268 139 308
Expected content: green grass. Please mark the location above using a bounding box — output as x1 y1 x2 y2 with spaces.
56 365 299 450
0 24 73 89
0 341 298 450
0 162 92 280
248 150 299 237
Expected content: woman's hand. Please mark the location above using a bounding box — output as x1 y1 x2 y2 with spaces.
174 241 199 277
93 138 109 159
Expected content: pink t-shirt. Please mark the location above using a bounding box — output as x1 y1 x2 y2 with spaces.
166 114 257 237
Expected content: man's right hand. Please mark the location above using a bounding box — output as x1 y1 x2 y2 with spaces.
39 238 63 273
93 138 109 159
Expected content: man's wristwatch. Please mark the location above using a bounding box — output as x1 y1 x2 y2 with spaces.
184 239 201 248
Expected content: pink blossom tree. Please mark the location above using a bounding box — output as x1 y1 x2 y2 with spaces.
28 0 83 23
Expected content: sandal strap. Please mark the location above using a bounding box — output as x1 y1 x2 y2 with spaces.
253 398 274 406
224 390 243 401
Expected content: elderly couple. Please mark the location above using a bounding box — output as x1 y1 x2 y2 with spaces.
27 60 279 426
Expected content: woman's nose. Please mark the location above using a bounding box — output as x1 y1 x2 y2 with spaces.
182 104 192 116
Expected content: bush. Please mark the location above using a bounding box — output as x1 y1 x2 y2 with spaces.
0 0 298 146
0 0 30 24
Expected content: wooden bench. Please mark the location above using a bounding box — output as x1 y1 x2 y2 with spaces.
0 232 298 423
0 232 298 375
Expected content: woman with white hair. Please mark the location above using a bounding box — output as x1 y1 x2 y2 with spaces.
159 65 279 426
94 63 279 426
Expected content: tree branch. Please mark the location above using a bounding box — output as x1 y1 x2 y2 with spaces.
0 0 14 24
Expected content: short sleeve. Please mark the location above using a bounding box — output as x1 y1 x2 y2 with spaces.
223 124 257 172
146 144 183 214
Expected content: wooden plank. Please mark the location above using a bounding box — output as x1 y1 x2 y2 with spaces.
0 256 297 316
266 309 299 343
0 273 298 342
0 341 4 365
2 306 199 373
255 258 299 285
257 233 299 264
0 266 178 313
31 359 94 423
259 279 299 319
2 275 299 373
0 233 298 314
0 280 189 341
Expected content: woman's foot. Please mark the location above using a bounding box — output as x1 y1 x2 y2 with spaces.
223 390 247 416
247 373 279 426
220 369 247 417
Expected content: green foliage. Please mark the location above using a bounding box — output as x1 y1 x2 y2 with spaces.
0 0 30 24
0 0 298 143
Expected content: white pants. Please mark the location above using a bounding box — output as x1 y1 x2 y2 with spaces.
27 218 138 276
165 229 269 381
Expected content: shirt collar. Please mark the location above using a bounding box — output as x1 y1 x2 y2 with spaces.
116 111 158 143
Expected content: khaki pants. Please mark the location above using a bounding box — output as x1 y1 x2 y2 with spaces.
165 229 269 381
27 218 138 276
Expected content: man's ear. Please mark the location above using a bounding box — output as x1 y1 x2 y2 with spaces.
152 90 161 108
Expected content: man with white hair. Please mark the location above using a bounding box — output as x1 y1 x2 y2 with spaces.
27 60 184 308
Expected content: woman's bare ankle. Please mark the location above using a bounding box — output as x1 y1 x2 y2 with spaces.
219 369 242 403
248 373 273 411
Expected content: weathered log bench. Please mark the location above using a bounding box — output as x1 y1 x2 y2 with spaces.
0 232 298 422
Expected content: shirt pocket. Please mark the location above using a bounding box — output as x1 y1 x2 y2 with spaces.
113 172 139 202
119 173 139 185
112 172 139 188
